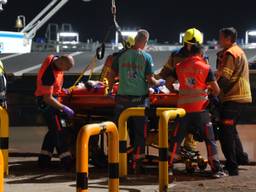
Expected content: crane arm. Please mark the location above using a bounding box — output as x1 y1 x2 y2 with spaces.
22 0 69 39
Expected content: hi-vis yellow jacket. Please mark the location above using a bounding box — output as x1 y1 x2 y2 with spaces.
217 44 252 103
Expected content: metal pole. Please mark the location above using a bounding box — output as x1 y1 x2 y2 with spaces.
26 0 69 39
158 109 185 192
76 122 119 192
21 0 59 33
0 107 9 176
0 151 3 192
118 107 173 177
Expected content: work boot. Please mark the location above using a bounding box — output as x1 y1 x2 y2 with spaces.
129 159 145 175
212 170 227 178
237 153 250 165
61 156 74 171
222 166 239 176
38 155 51 169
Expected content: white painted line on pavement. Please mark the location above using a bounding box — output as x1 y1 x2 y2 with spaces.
13 52 83 76
0 53 24 61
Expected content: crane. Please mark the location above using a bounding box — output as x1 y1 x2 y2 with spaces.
0 0 92 53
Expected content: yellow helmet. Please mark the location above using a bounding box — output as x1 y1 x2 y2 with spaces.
125 36 135 48
184 28 203 45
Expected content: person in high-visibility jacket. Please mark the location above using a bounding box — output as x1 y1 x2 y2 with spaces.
35 55 75 170
0 60 7 108
168 43 226 178
156 28 206 152
217 27 252 176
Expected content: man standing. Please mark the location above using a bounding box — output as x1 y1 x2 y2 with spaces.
217 27 252 176
156 28 205 151
111 29 165 174
168 43 226 178
35 55 75 170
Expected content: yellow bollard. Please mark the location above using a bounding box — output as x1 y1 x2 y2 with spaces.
0 107 9 176
158 109 186 192
76 122 119 192
0 151 3 192
118 107 181 178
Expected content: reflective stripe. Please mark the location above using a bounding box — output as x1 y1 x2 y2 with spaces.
40 150 53 157
179 89 207 96
178 96 208 105
59 151 72 159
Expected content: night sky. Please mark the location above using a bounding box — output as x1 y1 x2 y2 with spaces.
0 0 255 43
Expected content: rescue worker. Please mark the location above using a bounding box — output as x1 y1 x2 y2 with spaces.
35 54 75 170
0 60 7 108
156 28 205 152
217 27 252 176
110 29 165 174
168 43 226 178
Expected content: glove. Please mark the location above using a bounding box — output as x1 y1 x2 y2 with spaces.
158 79 166 86
62 105 75 118
153 87 161 94
62 88 71 95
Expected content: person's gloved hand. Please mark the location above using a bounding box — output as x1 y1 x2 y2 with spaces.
154 87 161 94
62 88 71 95
158 79 166 86
62 105 75 118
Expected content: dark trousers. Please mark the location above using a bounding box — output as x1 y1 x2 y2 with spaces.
114 95 149 168
219 101 249 172
37 99 72 167
169 111 222 172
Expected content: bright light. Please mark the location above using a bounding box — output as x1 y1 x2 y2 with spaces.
61 41 79 45
58 32 79 37
248 31 256 36
121 31 137 38
0 0 7 4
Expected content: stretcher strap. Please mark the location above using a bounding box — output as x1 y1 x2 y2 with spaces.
69 55 97 91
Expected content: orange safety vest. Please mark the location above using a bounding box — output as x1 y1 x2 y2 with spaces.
35 55 64 97
217 44 252 103
176 56 210 113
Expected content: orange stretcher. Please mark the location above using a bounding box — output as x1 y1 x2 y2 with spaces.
59 85 178 114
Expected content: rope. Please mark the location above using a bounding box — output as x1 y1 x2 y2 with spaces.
69 0 125 91
68 55 97 91
96 0 126 60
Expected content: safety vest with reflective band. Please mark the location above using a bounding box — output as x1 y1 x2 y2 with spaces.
35 55 64 97
156 47 209 80
217 44 252 103
176 56 209 113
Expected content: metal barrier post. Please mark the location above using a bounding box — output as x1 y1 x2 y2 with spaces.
158 109 185 192
0 151 3 192
0 107 9 176
76 122 119 192
118 107 181 177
